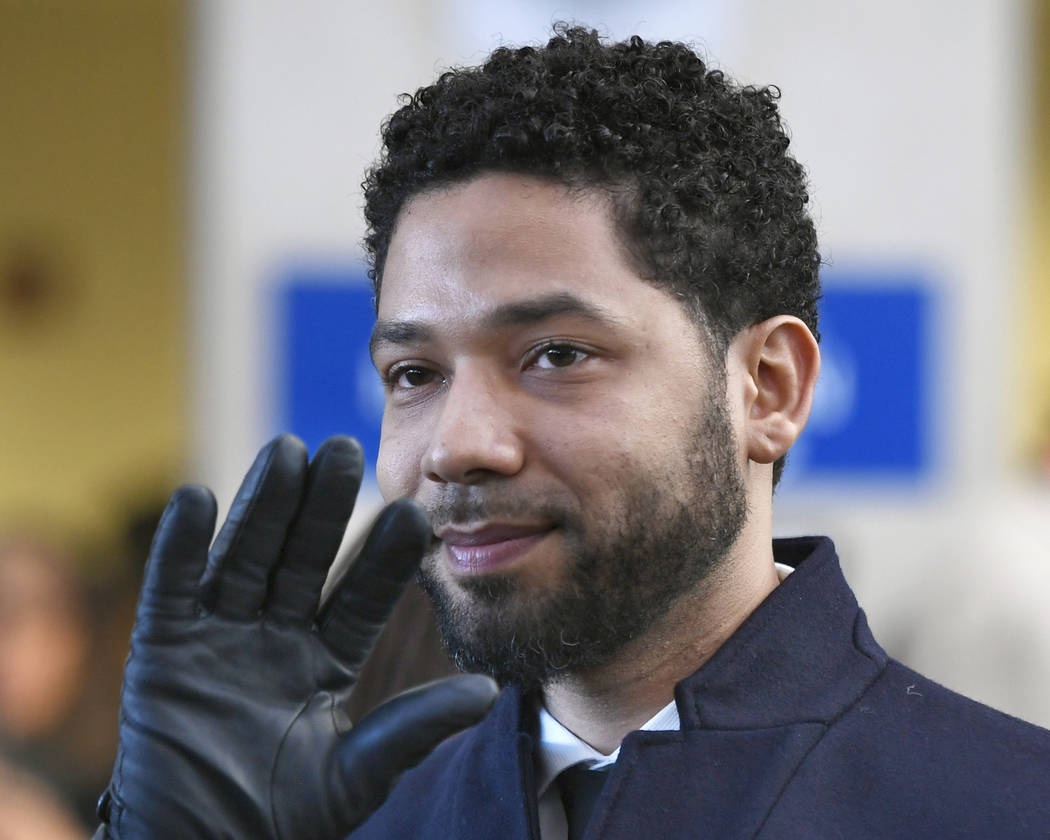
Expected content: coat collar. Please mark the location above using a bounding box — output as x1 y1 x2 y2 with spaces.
672 535 886 730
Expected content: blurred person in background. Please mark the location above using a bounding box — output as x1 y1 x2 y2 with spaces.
0 512 151 837
93 24 1050 840
0 759 84 840
0 535 96 834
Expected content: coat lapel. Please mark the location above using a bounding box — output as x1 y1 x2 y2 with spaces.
431 686 539 840
590 724 826 839
349 686 539 839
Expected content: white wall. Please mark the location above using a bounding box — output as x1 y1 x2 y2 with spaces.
190 0 446 506
190 0 1049 726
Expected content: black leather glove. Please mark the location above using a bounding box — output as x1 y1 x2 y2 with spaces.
95 434 497 840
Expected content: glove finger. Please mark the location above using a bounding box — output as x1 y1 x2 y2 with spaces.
205 434 309 618
267 436 364 625
138 485 217 617
318 499 429 673
335 675 499 820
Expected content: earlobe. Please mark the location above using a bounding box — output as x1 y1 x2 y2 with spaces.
737 316 821 465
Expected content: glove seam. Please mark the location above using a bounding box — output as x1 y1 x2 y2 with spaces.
270 692 324 840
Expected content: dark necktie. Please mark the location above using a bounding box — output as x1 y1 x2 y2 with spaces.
558 764 609 840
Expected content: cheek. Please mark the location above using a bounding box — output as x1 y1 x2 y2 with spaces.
542 387 706 493
536 406 647 484
376 425 420 501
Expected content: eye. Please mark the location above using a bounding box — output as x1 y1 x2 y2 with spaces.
388 365 441 390
531 343 589 370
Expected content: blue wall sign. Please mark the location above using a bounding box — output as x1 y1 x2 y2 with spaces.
787 272 934 483
276 268 384 473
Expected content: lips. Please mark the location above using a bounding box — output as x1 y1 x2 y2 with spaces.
435 523 554 575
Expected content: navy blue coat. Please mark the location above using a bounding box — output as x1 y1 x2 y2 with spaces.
351 537 1050 838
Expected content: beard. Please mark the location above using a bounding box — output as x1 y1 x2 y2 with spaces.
418 391 748 695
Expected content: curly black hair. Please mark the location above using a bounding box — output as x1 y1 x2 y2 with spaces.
363 24 821 484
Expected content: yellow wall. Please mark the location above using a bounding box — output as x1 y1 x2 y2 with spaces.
0 0 186 551
1017 0 1050 468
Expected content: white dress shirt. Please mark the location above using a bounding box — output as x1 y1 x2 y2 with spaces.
534 562 794 839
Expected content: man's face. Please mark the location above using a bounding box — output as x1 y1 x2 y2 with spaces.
373 173 747 690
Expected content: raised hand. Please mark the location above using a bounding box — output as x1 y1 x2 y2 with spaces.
96 435 497 839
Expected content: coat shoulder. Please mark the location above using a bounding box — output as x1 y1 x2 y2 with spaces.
857 658 1050 759
763 658 1050 838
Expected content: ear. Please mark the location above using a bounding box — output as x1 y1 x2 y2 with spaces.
732 316 821 466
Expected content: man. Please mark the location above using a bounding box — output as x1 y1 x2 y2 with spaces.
96 26 1050 839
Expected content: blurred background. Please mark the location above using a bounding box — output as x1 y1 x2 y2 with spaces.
1 0 1048 831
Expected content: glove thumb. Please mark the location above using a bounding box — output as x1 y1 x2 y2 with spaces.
329 675 498 832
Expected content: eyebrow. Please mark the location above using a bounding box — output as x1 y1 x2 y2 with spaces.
369 292 623 360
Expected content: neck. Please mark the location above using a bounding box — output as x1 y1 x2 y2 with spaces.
540 527 779 754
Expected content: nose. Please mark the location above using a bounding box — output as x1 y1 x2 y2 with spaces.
421 370 525 485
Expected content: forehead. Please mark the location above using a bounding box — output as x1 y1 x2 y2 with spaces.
376 173 665 325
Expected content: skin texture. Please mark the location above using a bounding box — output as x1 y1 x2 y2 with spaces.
373 173 821 752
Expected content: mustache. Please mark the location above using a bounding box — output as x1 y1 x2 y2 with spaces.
422 488 578 531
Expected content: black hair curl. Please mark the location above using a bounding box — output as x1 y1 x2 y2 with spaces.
363 24 821 484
